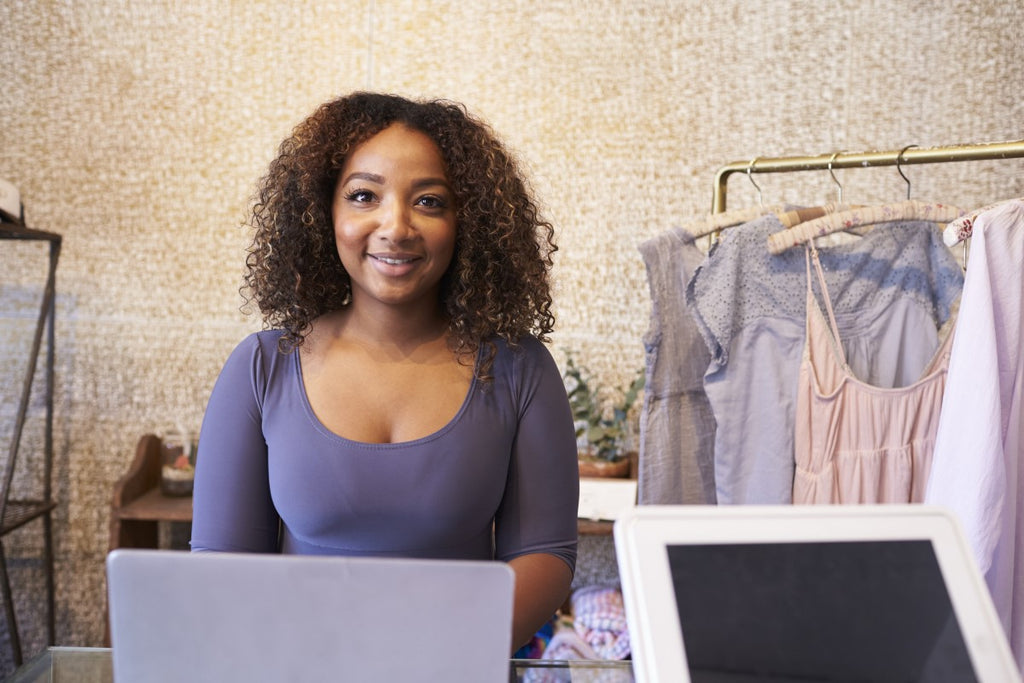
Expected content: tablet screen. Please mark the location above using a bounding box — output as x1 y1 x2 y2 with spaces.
667 540 978 683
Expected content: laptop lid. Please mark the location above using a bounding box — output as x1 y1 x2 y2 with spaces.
614 505 1021 683
106 549 514 683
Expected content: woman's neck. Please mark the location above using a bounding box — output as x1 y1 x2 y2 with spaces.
323 300 450 359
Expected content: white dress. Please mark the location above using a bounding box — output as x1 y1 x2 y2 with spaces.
926 198 1024 672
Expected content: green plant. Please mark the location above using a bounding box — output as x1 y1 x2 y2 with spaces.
562 351 645 462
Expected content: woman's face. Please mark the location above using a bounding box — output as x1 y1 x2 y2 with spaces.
332 123 456 312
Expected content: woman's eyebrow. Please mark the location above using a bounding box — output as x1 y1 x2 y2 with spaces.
340 171 385 185
340 172 449 191
411 177 451 191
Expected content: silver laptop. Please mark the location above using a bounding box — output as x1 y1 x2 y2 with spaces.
615 505 1022 683
106 549 514 682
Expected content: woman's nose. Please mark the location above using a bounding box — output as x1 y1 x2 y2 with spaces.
376 198 414 241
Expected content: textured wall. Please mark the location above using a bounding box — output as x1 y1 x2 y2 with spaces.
1 0 1022 667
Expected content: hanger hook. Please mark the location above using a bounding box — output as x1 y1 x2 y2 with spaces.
897 145 917 200
746 157 763 207
827 151 844 204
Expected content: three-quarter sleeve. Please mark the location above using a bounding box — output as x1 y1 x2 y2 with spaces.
190 334 281 553
494 339 579 574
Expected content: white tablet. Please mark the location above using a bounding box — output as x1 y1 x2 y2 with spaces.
614 505 1021 683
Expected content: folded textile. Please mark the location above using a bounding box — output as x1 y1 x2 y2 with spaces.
570 585 631 660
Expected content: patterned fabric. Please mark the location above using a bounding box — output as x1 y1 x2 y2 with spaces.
539 617 602 661
539 585 631 663
525 621 632 682
570 585 631 661
766 200 967 254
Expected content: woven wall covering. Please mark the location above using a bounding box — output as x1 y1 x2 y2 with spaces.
1 0 1022 665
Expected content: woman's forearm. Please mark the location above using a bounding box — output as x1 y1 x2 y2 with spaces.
507 552 573 652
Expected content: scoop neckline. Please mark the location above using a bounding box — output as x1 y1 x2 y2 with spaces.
292 347 480 449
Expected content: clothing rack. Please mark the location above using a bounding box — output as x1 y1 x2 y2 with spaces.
712 140 1024 213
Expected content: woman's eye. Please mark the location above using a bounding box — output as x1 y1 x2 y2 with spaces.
417 194 447 209
345 189 375 203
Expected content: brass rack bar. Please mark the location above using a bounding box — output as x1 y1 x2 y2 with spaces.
712 139 1024 213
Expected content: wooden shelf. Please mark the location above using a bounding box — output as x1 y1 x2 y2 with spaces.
116 487 192 523
576 460 636 536
108 433 193 551
577 519 614 536
106 434 193 647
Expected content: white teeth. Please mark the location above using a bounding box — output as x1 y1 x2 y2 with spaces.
373 255 413 265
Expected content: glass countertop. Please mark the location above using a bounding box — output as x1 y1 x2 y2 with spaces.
4 647 634 682
5 648 113 683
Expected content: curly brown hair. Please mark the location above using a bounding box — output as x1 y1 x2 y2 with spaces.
243 92 558 378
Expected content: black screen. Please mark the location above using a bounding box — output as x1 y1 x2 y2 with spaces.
667 540 978 682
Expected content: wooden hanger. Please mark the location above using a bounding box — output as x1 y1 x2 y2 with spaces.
773 202 874 229
681 203 789 238
765 199 967 254
943 197 1024 246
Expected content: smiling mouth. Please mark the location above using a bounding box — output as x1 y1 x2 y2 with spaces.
369 254 417 265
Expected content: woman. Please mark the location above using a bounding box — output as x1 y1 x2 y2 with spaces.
190 92 579 651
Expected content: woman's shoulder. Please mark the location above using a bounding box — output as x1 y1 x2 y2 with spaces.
218 329 297 398
230 329 287 355
492 334 552 361
490 335 560 383
221 329 293 375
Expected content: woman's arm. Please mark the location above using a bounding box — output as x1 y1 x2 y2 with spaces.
495 338 580 650
508 552 573 651
191 334 280 552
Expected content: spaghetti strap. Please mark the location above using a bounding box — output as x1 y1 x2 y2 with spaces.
795 238 955 505
805 242 847 365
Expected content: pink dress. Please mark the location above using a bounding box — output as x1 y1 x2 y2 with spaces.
793 243 957 504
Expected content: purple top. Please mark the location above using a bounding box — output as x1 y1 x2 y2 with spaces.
190 331 579 574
